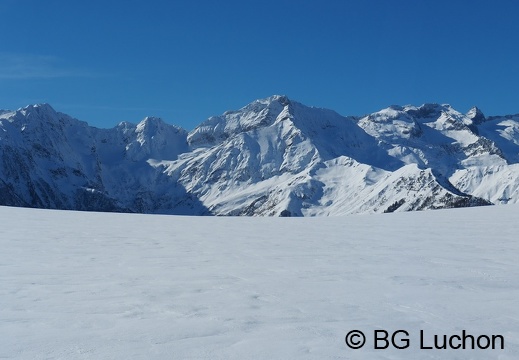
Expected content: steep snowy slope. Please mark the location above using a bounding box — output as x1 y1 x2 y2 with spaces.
1 96 519 215
1 204 518 359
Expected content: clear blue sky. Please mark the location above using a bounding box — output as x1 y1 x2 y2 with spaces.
1 0 518 129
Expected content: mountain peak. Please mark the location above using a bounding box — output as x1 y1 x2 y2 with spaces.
269 94 290 106
8 103 63 128
466 106 486 125
136 116 165 130
188 95 291 148
404 103 451 119
141 116 164 123
24 103 54 110
19 103 58 118
135 116 186 135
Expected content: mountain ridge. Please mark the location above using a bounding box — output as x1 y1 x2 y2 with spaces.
1 96 518 216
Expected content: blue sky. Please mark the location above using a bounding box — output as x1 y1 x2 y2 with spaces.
1 0 518 129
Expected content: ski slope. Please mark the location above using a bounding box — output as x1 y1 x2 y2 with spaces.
1 205 518 359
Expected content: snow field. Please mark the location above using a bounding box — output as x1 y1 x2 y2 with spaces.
1 205 518 359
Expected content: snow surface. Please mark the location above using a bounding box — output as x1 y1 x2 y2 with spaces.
1 205 518 359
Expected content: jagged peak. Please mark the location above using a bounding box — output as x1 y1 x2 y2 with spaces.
222 95 291 116
135 116 186 135
137 116 165 129
466 106 486 125
420 103 452 111
9 103 63 126
369 103 452 121
188 95 292 147
269 94 290 106
365 105 409 123
252 94 291 106
20 103 57 115
403 103 452 119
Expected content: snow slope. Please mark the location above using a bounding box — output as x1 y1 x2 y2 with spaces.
1 205 518 359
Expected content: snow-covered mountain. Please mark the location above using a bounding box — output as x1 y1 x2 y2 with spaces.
1 95 518 216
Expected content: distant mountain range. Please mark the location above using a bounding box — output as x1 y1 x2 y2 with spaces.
1 95 518 216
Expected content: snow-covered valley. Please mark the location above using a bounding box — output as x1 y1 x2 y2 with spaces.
1 204 518 359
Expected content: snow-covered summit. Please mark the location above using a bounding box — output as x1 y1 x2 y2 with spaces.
1 96 519 215
126 116 188 161
18 103 57 118
466 106 486 125
188 95 289 147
